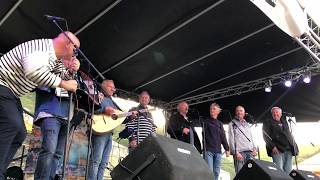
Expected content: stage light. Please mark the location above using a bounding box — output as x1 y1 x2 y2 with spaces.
284 80 292 87
265 86 272 92
264 80 272 92
303 73 311 83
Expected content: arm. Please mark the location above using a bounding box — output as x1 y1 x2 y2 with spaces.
228 123 235 154
168 114 183 137
220 122 229 152
22 52 77 91
262 121 276 150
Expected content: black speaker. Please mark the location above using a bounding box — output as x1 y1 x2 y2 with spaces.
111 134 213 180
290 169 320 180
234 159 292 180
5 166 23 180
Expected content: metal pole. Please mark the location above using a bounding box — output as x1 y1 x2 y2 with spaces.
171 46 301 100
75 0 123 35
99 0 227 76
0 0 23 27
133 24 275 91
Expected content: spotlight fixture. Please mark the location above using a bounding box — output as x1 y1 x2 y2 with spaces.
284 80 292 87
265 86 272 92
302 72 311 84
264 80 272 92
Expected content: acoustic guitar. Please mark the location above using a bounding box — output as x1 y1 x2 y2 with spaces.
91 109 149 135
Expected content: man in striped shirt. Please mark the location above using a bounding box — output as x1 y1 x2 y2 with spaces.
0 32 79 179
125 91 156 152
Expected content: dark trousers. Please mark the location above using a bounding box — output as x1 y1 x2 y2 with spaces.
0 85 26 180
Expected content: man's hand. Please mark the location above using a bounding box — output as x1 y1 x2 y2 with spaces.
225 151 230 157
65 58 80 73
104 107 115 116
182 128 190 135
98 92 104 103
129 140 137 149
130 111 138 119
252 149 257 157
272 146 280 155
59 79 77 92
236 152 244 161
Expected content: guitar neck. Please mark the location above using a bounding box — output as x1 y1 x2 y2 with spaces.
117 109 148 118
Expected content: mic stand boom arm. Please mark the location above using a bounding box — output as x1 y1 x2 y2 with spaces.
47 18 104 180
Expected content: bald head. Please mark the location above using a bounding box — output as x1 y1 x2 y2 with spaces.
57 32 80 47
53 31 80 61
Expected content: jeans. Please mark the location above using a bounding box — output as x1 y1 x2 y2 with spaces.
272 151 293 174
234 151 253 173
206 151 222 180
34 117 67 180
88 133 113 180
0 86 26 180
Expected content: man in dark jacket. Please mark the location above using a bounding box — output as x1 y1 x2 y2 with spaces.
204 103 230 180
167 101 202 153
263 106 298 174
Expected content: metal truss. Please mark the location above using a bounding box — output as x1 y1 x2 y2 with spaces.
0 0 23 27
295 14 320 62
165 64 320 110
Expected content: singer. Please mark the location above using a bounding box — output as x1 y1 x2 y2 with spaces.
204 103 230 180
167 101 201 153
124 91 157 153
88 79 120 180
0 31 80 179
262 107 299 174
228 106 257 173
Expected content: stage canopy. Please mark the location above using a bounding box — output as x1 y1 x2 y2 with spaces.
1 0 319 122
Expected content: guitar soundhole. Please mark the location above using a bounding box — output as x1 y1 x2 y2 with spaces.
111 114 118 120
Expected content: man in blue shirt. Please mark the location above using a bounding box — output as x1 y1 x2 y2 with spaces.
88 79 118 180
33 57 80 180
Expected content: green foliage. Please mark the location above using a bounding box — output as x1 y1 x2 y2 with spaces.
20 93 35 113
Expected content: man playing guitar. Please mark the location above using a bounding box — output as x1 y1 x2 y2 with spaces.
87 79 119 180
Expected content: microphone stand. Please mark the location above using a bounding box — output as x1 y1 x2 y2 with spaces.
232 123 239 172
194 109 206 160
45 19 75 179
287 115 298 170
47 18 104 180
85 83 97 179
202 119 206 160
248 115 261 160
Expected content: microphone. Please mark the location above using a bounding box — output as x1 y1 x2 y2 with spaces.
44 15 66 21
283 112 293 116
245 113 257 124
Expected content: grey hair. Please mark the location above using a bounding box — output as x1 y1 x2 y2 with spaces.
271 106 282 113
210 102 221 110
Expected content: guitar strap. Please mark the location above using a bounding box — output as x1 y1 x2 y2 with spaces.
110 96 122 111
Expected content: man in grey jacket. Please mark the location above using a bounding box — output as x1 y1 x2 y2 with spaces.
228 106 257 173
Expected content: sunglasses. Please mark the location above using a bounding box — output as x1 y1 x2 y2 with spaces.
73 48 79 57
